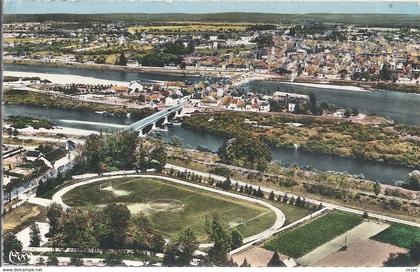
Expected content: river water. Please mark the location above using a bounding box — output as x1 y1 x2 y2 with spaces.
244 81 420 127
5 104 415 184
5 64 419 184
5 64 213 83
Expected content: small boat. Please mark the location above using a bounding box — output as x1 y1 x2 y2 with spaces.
293 143 300 150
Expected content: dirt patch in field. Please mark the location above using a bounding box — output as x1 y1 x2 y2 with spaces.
123 199 184 215
101 186 131 196
148 199 184 212
313 239 407 267
126 203 152 215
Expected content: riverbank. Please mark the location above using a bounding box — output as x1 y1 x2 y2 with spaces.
4 59 233 78
5 89 156 120
4 71 128 86
277 81 371 93
182 112 420 169
267 78 420 95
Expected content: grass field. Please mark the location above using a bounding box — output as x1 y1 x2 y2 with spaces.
62 177 276 241
371 223 420 249
263 211 363 258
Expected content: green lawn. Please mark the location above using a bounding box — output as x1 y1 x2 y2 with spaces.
63 177 276 241
263 211 363 258
372 223 420 249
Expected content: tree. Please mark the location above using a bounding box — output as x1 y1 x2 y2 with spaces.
116 52 128 66
240 258 251 267
309 92 317 108
373 182 381 196
344 109 352 118
105 130 138 169
70 255 83 266
53 208 99 250
409 242 420 264
135 148 149 172
46 203 63 237
384 253 413 267
3 232 23 260
317 202 323 210
267 252 286 267
163 228 199 266
268 191 275 200
103 252 123 266
407 173 420 190
79 134 105 174
37 257 45 265
29 223 41 247
218 137 272 172
102 204 131 248
205 215 231 266
230 230 243 250
46 255 59 266
380 64 393 81
150 143 167 172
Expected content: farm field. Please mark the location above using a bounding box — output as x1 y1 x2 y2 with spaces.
62 177 276 241
263 211 363 258
371 223 420 249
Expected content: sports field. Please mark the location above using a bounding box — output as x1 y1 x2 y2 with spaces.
62 177 276 241
371 223 420 249
263 211 363 258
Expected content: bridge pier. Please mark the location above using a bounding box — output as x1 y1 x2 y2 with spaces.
163 116 169 125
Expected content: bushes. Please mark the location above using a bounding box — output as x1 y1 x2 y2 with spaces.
303 183 345 200
183 112 420 168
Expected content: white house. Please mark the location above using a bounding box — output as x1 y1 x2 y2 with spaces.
259 102 270 112
128 81 144 93
165 95 182 106
288 103 296 112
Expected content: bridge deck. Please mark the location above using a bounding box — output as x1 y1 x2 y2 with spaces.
128 102 186 131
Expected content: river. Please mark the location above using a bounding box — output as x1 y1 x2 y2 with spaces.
244 81 420 127
4 104 415 185
7 64 420 126
5 64 213 83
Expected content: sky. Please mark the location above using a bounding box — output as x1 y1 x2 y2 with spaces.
4 0 420 14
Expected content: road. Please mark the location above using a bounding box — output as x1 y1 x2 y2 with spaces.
51 173 286 246
165 163 420 228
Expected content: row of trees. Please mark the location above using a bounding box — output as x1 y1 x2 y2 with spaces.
166 168 320 212
45 203 165 252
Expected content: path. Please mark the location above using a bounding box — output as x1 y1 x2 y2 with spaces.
51 174 286 246
297 221 390 265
